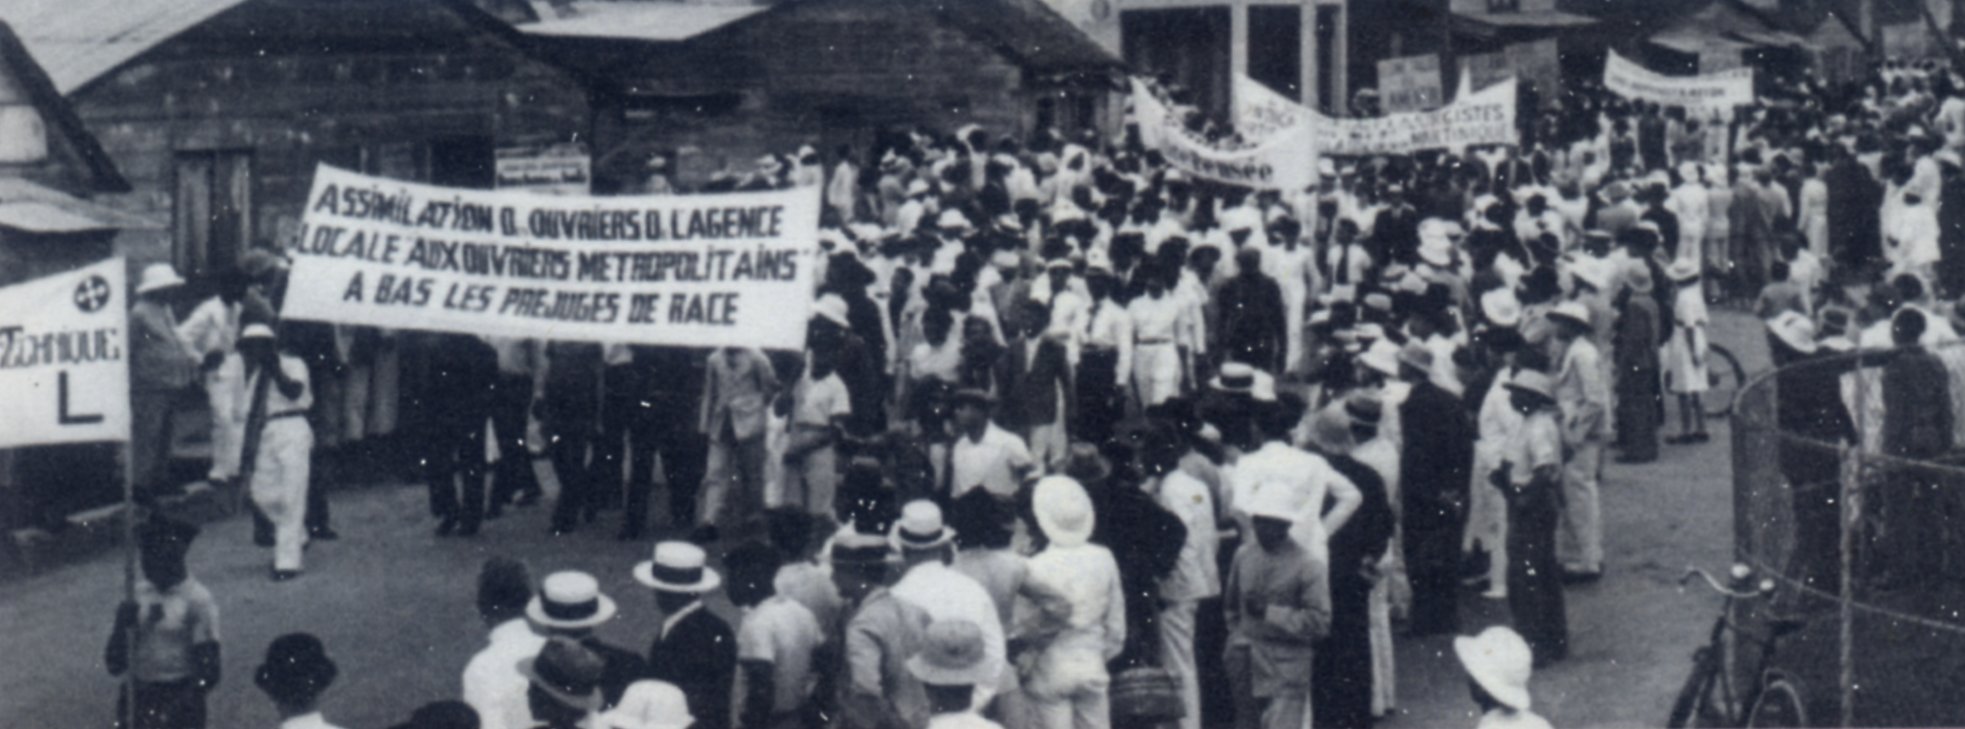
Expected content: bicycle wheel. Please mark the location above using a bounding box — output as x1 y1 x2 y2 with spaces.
1667 649 1721 728
1746 676 1808 728
1703 344 1746 419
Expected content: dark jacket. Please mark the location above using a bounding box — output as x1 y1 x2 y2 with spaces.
1882 348 1953 458
581 636 648 709
648 607 737 729
995 334 1072 430
1398 379 1474 530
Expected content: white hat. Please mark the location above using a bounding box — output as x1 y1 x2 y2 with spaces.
527 571 619 630
1503 370 1557 402
1031 476 1095 548
906 179 932 197
598 680 694 729
1480 288 1523 328
1210 362 1258 394
1317 158 1337 177
994 213 1024 233
1766 310 1818 354
990 249 1021 269
1568 258 1610 291
135 263 186 295
1359 339 1401 377
893 499 956 551
937 209 972 232
812 294 851 328
1244 480 1305 522
1418 235 1455 268
1455 626 1535 710
1548 300 1592 329
633 541 721 593
907 619 998 687
1355 322 1387 342
240 323 276 341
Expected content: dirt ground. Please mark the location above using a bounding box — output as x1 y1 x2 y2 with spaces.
0 312 1770 729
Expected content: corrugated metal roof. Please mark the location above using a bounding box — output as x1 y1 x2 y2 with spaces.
0 178 160 231
519 1 766 42
0 0 253 94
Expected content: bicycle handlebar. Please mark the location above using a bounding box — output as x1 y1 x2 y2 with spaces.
1680 565 1774 599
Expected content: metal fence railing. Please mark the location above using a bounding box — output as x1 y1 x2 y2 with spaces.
1732 341 1965 727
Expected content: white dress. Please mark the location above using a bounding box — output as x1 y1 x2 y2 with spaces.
1666 285 1710 395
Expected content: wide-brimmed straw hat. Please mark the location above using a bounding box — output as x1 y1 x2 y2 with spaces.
633 542 721 593
893 500 957 551
527 571 619 630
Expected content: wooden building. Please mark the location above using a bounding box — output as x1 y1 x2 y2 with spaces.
0 0 591 280
0 20 157 557
517 0 1123 191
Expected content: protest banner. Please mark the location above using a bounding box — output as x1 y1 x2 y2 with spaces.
1132 79 1317 190
282 165 821 350
495 142 592 195
1232 74 1311 144
0 257 131 448
1882 22 1935 60
1377 54 1444 113
1603 50 1753 111
1231 73 1517 157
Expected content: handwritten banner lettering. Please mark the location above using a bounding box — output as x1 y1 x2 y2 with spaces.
282 165 820 350
1233 73 1518 157
1132 79 1317 191
1603 50 1753 111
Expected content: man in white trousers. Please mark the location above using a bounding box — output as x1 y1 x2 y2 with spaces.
228 324 314 581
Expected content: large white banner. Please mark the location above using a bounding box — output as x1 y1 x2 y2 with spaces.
1603 50 1753 111
1233 74 1518 157
1132 79 1318 191
0 258 131 447
283 165 821 350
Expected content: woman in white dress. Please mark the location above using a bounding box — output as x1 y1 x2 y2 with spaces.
1664 259 1711 444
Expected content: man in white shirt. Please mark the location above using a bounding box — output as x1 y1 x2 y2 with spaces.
178 272 248 487
463 558 546 729
1128 262 1191 407
1229 400 1363 566
943 389 1035 500
890 501 1011 711
727 543 824 729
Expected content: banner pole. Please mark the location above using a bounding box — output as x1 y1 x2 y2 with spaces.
121 439 138 729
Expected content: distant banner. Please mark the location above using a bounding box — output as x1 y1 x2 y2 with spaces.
1234 74 1517 157
1377 54 1445 113
1603 50 1752 110
283 165 820 350
1132 79 1316 190
0 258 130 447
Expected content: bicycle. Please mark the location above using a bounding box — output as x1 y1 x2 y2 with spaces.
1665 564 1810 728
1662 342 1748 419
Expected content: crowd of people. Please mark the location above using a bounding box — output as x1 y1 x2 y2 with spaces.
109 45 1965 729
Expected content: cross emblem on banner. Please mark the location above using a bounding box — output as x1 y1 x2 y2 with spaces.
74 274 111 313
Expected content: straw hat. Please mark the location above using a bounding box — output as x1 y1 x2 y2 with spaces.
518 638 606 713
812 294 851 328
937 209 973 232
1481 288 1523 328
1547 301 1592 330
1358 339 1402 377
527 571 619 630
240 323 276 341
1455 626 1535 710
1504 370 1557 404
633 542 722 593
1344 394 1384 427
907 619 999 687
893 500 957 551
1767 310 1818 354
1398 341 1435 372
